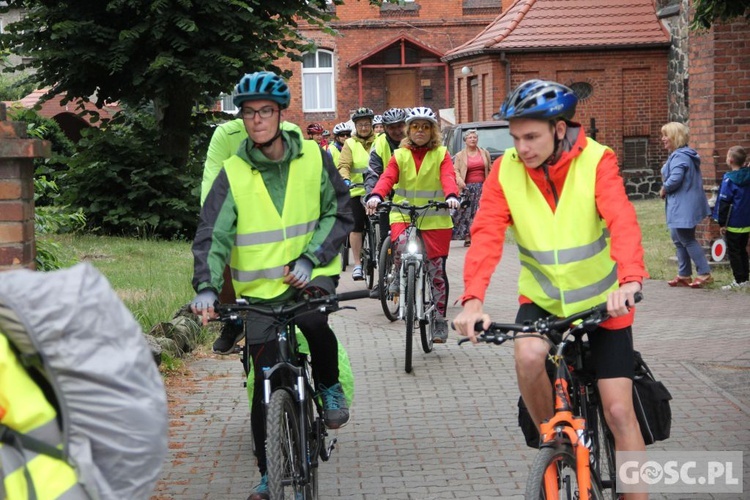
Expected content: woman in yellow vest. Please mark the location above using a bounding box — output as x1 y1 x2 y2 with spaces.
190 71 354 500
366 107 460 343
325 122 352 168
453 80 648 500
338 107 378 281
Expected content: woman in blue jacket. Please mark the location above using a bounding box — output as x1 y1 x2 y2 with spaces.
659 122 712 288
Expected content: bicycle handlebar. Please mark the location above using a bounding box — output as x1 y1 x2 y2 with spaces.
214 289 370 320
376 200 451 212
457 292 643 346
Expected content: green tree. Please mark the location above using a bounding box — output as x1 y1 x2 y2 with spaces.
692 0 750 29
0 0 388 169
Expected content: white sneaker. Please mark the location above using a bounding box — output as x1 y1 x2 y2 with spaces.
721 281 750 290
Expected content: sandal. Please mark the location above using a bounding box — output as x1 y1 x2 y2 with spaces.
688 275 713 288
352 265 364 281
667 276 691 287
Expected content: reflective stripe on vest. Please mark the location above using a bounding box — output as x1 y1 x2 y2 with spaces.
223 141 341 300
1 333 83 500
390 147 452 230
499 139 618 317
344 137 368 197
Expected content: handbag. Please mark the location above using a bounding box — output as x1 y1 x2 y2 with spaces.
632 350 673 445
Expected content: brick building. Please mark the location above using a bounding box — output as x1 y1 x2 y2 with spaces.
442 0 672 197
265 0 510 131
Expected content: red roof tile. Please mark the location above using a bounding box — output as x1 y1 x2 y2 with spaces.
444 0 670 60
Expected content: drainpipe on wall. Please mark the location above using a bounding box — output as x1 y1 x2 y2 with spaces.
500 51 511 98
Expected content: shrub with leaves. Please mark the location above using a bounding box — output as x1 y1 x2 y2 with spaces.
58 106 215 240
34 177 86 271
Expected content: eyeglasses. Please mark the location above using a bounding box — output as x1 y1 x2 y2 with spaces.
240 106 278 120
409 123 432 132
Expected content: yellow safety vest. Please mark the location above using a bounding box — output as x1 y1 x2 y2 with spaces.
223 140 341 300
0 333 85 500
343 137 368 197
499 139 619 317
390 147 453 230
372 133 393 169
327 144 341 167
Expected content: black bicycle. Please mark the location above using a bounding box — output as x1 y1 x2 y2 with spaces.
459 293 642 500
215 289 368 499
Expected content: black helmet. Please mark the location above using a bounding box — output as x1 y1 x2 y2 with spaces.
495 80 577 122
351 107 374 121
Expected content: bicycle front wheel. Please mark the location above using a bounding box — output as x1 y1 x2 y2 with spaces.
404 264 416 373
419 267 434 354
525 445 604 500
378 238 399 322
267 390 313 499
362 227 374 289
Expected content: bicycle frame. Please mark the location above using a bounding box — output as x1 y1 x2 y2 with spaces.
398 226 428 323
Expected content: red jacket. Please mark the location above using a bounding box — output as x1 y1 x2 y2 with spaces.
460 127 648 329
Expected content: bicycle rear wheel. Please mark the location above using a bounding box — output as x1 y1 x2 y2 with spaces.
404 264 416 373
267 390 313 499
525 445 604 500
378 238 399 322
590 404 617 499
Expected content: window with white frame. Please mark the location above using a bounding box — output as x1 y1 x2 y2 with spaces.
220 93 237 113
302 49 335 112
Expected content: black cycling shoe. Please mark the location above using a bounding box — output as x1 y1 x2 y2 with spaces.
212 319 244 355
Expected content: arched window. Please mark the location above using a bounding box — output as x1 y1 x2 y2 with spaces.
302 49 335 112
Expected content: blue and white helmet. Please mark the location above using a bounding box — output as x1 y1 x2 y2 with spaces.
496 79 577 122
405 106 438 126
381 108 407 125
373 114 383 125
232 71 290 109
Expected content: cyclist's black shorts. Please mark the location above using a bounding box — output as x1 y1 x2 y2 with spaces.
516 302 635 380
350 196 366 232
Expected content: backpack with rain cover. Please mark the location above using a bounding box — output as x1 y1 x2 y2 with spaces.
0 263 168 499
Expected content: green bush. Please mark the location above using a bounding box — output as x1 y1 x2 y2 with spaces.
58 106 219 240
34 177 86 271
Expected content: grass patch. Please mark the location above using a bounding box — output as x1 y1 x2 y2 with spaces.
47 234 195 332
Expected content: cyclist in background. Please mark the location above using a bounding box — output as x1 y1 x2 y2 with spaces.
366 107 460 343
307 122 325 146
326 122 352 168
373 114 385 135
338 107 378 281
453 80 647 500
190 71 353 500
364 107 407 298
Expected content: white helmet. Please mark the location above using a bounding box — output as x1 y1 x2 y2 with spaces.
405 106 438 125
373 114 383 125
332 122 352 136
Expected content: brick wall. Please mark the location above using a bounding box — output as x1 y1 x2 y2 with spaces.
278 0 503 130
0 103 51 271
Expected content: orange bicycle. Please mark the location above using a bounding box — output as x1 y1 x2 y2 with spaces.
460 293 642 500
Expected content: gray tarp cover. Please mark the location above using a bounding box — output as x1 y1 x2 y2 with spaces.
0 263 168 500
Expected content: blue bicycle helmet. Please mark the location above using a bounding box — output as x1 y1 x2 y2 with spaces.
496 80 577 122
232 71 290 109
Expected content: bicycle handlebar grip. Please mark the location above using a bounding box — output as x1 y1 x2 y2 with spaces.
337 290 371 301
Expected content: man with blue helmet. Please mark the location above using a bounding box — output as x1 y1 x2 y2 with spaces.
190 71 354 500
454 80 648 497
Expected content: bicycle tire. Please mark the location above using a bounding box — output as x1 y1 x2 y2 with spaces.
340 237 349 271
362 228 374 289
525 445 605 500
590 403 617 499
419 267 434 354
267 390 313 499
378 238 399 322
404 264 416 373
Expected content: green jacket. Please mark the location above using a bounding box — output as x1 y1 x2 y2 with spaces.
192 123 353 303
